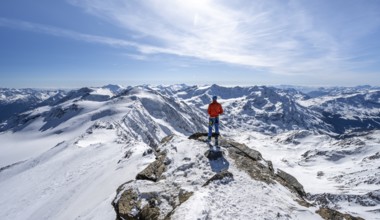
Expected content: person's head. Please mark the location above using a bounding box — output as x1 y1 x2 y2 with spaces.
212 95 217 101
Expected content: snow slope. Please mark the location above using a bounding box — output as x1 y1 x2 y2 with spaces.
0 124 153 220
233 130 380 219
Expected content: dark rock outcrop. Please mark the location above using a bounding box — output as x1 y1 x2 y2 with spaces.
140 203 160 220
136 152 167 182
316 207 365 220
276 169 306 197
178 189 194 204
114 136 197 220
112 188 162 220
227 141 263 161
113 188 140 220
225 141 275 184
113 184 194 220
160 135 174 145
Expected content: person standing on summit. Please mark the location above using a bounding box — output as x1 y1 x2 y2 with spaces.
207 95 223 146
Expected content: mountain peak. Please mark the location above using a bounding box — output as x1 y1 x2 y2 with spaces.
101 84 125 93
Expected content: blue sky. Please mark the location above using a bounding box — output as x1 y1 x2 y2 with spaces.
1 0 380 88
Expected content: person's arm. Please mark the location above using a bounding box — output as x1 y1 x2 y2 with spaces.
219 104 223 115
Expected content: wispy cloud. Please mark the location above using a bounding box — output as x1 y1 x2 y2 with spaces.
0 17 176 58
2 0 380 77
66 0 380 75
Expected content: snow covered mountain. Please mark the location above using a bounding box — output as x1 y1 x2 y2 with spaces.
0 88 67 123
156 84 380 135
0 84 379 219
298 89 380 135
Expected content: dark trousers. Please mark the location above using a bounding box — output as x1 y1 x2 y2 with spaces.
208 117 219 144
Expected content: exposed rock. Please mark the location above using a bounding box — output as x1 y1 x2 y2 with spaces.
113 188 141 220
140 204 160 220
163 189 195 220
227 141 263 161
317 171 325 177
178 189 194 204
113 187 164 220
136 153 167 182
175 162 195 172
363 152 380 161
302 147 364 162
160 135 174 145
203 170 234 187
143 148 154 156
124 150 133 159
188 132 219 140
316 207 364 220
115 136 199 220
333 137 366 147
309 190 380 207
227 143 274 184
267 160 274 173
276 169 306 197
296 199 313 208
275 130 312 145
113 183 194 220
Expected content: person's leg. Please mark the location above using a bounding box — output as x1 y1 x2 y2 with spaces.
215 117 219 146
207 118 213 142
215 117 219 135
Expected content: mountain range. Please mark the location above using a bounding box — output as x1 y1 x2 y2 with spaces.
0 84 379 219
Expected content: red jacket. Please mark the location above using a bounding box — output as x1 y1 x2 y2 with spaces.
208 101 223 117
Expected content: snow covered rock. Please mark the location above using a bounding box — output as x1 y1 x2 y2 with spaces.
136 152 167 182
309 190 380 208
113 134 321 219
363 152 380 161
113 188 141 219
191 134 308 201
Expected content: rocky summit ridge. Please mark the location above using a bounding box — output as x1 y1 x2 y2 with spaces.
112 133 365 220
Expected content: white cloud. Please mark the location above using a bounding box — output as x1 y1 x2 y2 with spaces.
69 0 366 75
0 17 174 56
3 0 380 77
